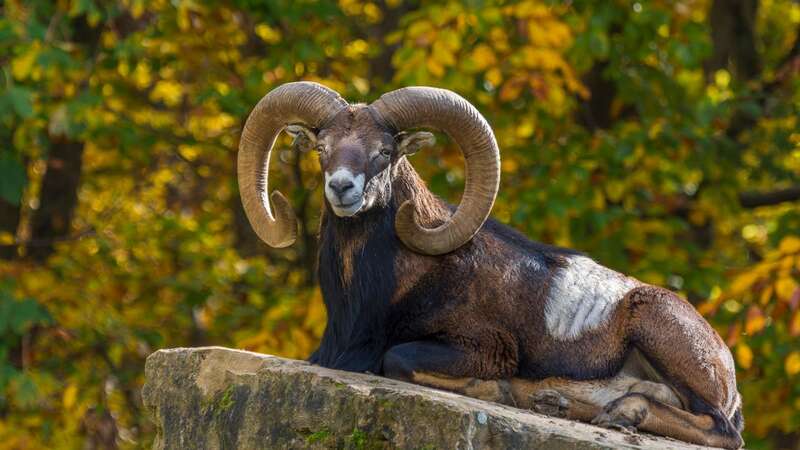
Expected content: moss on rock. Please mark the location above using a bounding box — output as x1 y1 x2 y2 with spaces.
142 347 707 450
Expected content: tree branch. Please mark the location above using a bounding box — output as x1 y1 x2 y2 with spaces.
0 229 96 249
739 186 800 208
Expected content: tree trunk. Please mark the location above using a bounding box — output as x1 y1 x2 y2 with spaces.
576 61 617 131
27 138 85 261
368 0 414 87
706 0 760 80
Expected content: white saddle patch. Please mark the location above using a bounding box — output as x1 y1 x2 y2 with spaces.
545 256 639 340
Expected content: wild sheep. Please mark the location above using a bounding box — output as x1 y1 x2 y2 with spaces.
237 81 744 448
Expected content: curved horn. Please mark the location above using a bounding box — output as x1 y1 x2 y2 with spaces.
370 87 500 255
238 82 348 247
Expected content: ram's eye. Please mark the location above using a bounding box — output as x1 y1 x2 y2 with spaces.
314 144 326 153
379 147 392 157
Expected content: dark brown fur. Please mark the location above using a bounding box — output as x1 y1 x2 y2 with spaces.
302 104 743 448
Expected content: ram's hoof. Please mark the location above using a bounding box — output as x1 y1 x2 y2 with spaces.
531 389 570 418
591 393 648 434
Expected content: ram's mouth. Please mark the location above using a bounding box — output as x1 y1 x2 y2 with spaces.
331 198 364 217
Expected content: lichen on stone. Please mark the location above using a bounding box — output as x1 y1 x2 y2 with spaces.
143 347 709 450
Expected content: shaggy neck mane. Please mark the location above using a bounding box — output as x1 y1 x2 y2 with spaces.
389 159 450 226
312 158 447 371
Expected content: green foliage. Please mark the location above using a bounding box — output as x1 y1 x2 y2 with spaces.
0 155 27 205
0 0 797 448
0 279 51 411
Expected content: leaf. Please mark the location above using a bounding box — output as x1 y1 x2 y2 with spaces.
499 78 524 102
775 276 799 302
725 322 741 347
744 306 766 335
6 86 34 118
728 270 760 296
62 383 78 410
10 298 51 333
471 44 496 71
588 31 610 58
11 373 38 407
0 283 51 334
786 352 800 376
0 155 27 205
790 310 800 337
150 80 184 107
759 285 773 305
485 68 503 87
255 24 282 44
736 343 753 369
779 236 800 254
11 46 38 80
0 351 17 390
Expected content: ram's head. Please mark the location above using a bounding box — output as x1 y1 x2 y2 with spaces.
237 82 500 255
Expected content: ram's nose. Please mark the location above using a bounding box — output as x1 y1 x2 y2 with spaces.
328 178 355 197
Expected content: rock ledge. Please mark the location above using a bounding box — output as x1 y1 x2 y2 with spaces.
142 346 709 449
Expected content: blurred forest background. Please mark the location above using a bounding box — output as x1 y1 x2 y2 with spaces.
0 0 798 448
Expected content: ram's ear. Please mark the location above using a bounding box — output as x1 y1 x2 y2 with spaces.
285 124 318 152
395 131 436 156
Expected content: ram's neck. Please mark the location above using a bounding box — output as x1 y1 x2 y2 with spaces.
314 191 397 371
312 159 447 371
389 159 450 227
316 159 448 298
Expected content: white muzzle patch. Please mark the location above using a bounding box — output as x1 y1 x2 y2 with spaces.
324 168 365 217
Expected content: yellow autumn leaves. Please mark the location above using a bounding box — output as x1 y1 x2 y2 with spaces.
254 24 282 45
786 351 800 376
704 236 800 309
2 0 799 447
236 289 327 360
388 1 584 115
10 41 41 81
705 236 800 374
150 80 183 107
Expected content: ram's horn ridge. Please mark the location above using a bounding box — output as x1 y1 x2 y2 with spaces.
237 82 348 247
370 87 500 255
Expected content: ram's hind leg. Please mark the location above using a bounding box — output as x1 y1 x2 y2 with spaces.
512 375 742 448
510 377 609 421
386 358 605 420
507 373 679 422
393 371 608 422
618 285 744 448
593 393 743 449
383 340 628 416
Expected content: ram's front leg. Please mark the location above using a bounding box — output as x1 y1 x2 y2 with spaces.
382 340 517 405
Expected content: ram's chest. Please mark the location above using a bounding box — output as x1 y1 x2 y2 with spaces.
544 256 639 340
